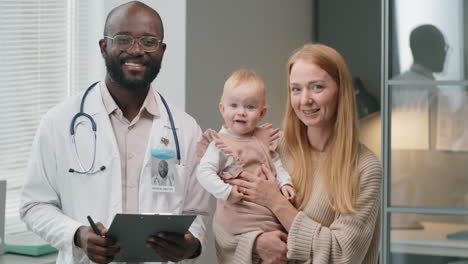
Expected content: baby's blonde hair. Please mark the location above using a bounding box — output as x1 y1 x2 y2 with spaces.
221 69 266 105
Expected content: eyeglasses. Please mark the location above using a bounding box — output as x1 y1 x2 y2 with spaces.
104 35 162 52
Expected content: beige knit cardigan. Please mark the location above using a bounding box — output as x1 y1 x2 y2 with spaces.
213 144 382 264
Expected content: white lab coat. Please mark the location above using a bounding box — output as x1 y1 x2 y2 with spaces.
19 82 210 263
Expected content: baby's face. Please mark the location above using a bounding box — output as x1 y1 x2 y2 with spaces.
219 82 266 136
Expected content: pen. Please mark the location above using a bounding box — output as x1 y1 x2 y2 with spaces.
87 215 102 236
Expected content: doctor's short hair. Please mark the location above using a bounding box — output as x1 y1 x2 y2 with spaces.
103 1 164 38
221 69 266 105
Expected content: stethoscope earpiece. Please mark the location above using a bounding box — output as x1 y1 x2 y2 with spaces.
68 166 105 174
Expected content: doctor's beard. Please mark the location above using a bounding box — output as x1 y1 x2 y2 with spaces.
104 54 161 91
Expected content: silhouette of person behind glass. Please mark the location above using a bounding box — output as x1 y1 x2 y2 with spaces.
391 24 448 150
410 24 447 76
390 24 457 264
392 24 448 221
393 24 447 110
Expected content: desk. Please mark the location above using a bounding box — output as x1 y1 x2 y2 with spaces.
391 222 468 258
0 252 56 264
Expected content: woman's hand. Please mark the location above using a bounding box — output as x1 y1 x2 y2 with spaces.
227 164 283 209
254 231 288 264
227 164 300 231
226 185 243 204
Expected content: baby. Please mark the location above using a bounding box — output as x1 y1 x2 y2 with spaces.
196 69 295 236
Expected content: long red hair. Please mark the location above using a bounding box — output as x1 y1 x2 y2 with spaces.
283 43 360 213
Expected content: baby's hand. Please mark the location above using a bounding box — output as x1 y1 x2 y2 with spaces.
280 184 296 204
227 185 244 204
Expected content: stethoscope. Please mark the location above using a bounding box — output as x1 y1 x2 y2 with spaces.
68 81 180 174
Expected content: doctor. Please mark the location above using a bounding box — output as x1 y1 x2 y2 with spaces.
20 1 210 263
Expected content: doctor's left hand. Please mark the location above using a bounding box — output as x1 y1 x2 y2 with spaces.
146 231 201 262
74 223 120 264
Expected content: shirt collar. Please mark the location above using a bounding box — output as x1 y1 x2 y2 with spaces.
100 81 160 117
143 88 160 117
410 63 435 80
100 82 119 115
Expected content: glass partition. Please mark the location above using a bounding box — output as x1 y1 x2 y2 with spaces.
382 0 468 263
390 85 468 209
390 213 468 264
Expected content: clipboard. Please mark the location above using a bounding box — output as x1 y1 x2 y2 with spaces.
106 213 196 262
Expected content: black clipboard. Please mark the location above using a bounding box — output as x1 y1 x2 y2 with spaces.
106 213 196 262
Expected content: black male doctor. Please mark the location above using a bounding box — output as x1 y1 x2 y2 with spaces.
20 2 209 263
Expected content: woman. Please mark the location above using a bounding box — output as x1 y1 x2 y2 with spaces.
217 43 382 264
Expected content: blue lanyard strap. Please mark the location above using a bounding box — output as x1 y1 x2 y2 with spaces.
157 93 181 161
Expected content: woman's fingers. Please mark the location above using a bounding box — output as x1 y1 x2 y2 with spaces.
240 194 254 202
277 231 288 242
229 179 255 189
261 164 274 181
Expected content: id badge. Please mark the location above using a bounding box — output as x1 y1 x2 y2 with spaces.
150 149 178 193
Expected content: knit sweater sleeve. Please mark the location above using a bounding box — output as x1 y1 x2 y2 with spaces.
286 149 382 263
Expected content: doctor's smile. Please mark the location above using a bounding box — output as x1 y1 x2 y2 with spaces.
123 60 146 72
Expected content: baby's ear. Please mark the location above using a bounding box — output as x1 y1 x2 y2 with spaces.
259 106 267 119
219 102 225 114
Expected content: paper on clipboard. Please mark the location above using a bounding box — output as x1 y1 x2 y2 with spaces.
106 213 196 262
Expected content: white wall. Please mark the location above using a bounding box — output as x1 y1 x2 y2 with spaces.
150 1 186 109
186 1 314 262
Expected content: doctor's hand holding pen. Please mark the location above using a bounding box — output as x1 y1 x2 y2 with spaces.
74 217 121 264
